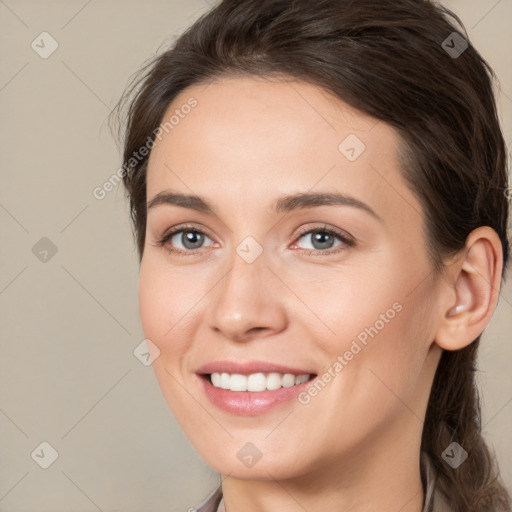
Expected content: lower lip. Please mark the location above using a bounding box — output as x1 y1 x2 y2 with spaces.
199 375 314 415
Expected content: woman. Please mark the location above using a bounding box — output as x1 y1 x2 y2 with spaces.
112 0 511 510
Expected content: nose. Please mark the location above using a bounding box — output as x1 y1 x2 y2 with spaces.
206 251 288 343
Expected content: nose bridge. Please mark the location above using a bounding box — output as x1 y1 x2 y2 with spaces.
207 243 286 341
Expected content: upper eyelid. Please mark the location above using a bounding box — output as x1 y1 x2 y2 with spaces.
161 223 214 240
296 224 352 239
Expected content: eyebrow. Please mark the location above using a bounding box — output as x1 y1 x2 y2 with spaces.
147 190 381 221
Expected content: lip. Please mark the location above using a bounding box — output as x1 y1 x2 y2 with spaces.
199 376 315 415
196 360 315 375
196 360 317 416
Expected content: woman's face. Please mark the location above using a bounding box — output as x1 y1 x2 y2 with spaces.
140 76 444 480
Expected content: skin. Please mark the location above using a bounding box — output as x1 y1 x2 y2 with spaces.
139 75 503 511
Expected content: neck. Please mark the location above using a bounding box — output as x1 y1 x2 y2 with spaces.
221 412 427 512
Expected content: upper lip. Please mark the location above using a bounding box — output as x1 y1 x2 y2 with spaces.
196 360 316 376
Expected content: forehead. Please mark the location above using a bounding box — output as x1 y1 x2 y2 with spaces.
145 76 421 225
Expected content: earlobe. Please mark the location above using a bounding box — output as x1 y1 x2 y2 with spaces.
434 227 503 352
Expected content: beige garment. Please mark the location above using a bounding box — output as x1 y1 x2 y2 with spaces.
195 451 453 512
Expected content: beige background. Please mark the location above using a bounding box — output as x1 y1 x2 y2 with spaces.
0 1 510 511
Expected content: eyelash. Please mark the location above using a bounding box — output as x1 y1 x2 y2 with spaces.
153 223 355 258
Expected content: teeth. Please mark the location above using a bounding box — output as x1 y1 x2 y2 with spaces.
295 374 309 385
247 373 266 391
209 372 311 392
220 372 230 390
211 372 221 388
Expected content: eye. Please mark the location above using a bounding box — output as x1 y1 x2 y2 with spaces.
292 224 354 256
153 223 354 257
154 224 215 256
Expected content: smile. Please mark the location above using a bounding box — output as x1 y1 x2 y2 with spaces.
196 361 317 415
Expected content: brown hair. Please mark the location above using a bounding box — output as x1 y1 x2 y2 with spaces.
112 0 511 509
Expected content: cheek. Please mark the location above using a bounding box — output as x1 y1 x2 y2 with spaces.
138 261 194 360
311 258 435 405
138 262 204 425
138 265 164 345
302 271 407 356
337 285 434 423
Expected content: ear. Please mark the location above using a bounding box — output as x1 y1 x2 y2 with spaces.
434 226 504 351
